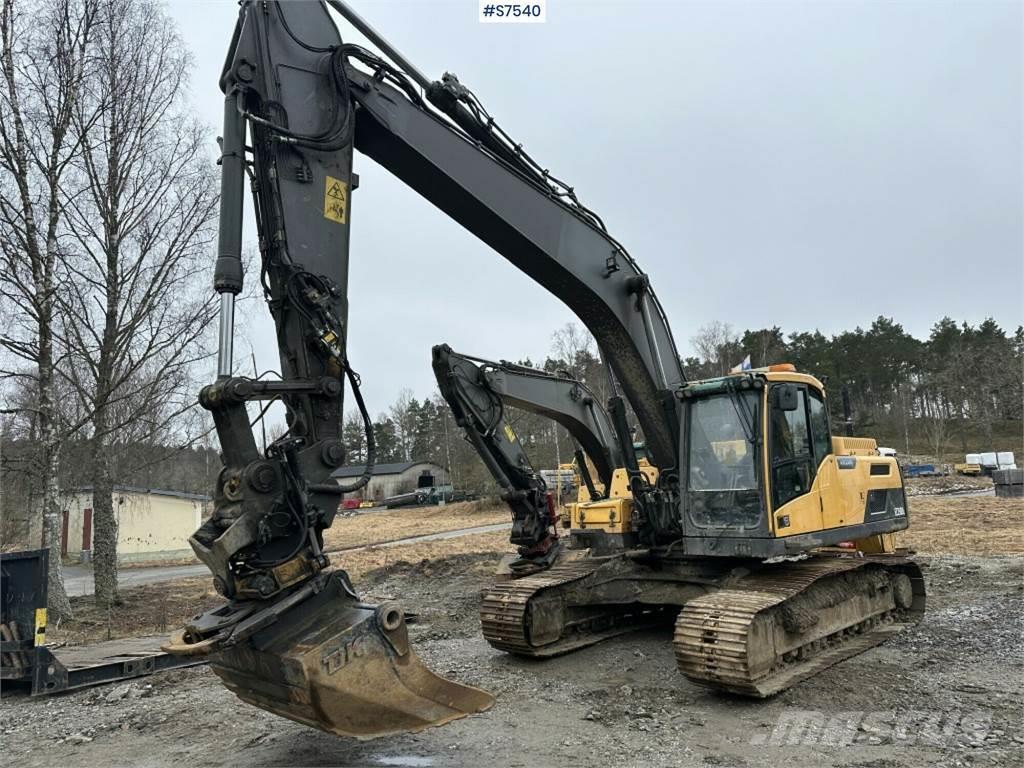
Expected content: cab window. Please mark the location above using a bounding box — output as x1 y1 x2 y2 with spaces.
807 389 832 465
770 385 813 508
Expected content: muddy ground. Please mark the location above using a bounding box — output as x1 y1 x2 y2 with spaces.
3 496 1022 768
3 553 1022 767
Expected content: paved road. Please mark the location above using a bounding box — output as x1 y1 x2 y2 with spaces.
62 522 511 597
63 563 209 596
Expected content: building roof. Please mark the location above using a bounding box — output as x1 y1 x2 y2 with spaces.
70 485 211 502
331 460 444 479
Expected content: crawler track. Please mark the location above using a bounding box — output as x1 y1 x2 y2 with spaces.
483 552 925 697
480 559 670 657
673 556 926 696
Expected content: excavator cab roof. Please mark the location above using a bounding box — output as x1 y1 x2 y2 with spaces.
682 367 826 396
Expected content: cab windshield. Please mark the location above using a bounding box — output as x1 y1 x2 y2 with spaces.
688 392 758 490
686 391 762 529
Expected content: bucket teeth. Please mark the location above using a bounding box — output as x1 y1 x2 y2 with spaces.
168 572 494 739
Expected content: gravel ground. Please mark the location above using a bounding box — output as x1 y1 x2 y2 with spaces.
903 475 994 497
3 551 1022 768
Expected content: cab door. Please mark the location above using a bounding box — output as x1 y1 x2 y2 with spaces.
768 383 823 535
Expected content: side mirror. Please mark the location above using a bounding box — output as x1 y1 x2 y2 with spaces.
775 384 799 412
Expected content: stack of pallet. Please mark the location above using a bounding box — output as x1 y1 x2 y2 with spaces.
993 468 1023 498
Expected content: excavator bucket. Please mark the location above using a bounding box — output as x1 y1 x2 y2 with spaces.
166 573 494 739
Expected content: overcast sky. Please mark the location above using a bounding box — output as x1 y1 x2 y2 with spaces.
166 0 1022 418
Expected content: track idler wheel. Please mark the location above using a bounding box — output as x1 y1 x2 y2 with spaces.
165 571 494 739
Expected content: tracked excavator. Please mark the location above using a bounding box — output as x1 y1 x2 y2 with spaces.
166 0 924 740
434 345 925 692
430 345 623 573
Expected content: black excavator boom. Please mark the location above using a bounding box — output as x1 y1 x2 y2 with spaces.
432 344 622 569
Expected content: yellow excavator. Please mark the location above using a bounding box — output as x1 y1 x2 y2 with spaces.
433 349 923 696
167 0 924 740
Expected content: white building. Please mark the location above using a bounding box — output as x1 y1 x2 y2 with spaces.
60 486 210 563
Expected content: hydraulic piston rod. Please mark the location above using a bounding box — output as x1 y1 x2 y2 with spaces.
216 293 235 378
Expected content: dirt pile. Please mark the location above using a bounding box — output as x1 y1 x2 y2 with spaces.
321 502 507 551
50 531 509 646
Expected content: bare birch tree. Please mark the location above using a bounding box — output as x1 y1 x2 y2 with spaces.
691 321 741 376
0 0 98 620
390 388 417 462
56 0 217 605
550 323 597 377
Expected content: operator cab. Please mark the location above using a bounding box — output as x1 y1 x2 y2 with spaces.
677 365 908 557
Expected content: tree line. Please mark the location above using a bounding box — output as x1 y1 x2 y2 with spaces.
352 316 1022 497
7 314 1017 523
684 316 1022 456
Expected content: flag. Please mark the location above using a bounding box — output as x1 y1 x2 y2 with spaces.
730 354 752 373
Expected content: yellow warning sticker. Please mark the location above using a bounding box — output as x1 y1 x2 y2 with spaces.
34 607 46 645
504 424 517 443
324 176 348 224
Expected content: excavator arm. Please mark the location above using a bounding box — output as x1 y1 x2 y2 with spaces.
193 0 686 603
432 344 621 570
173 0 687 738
